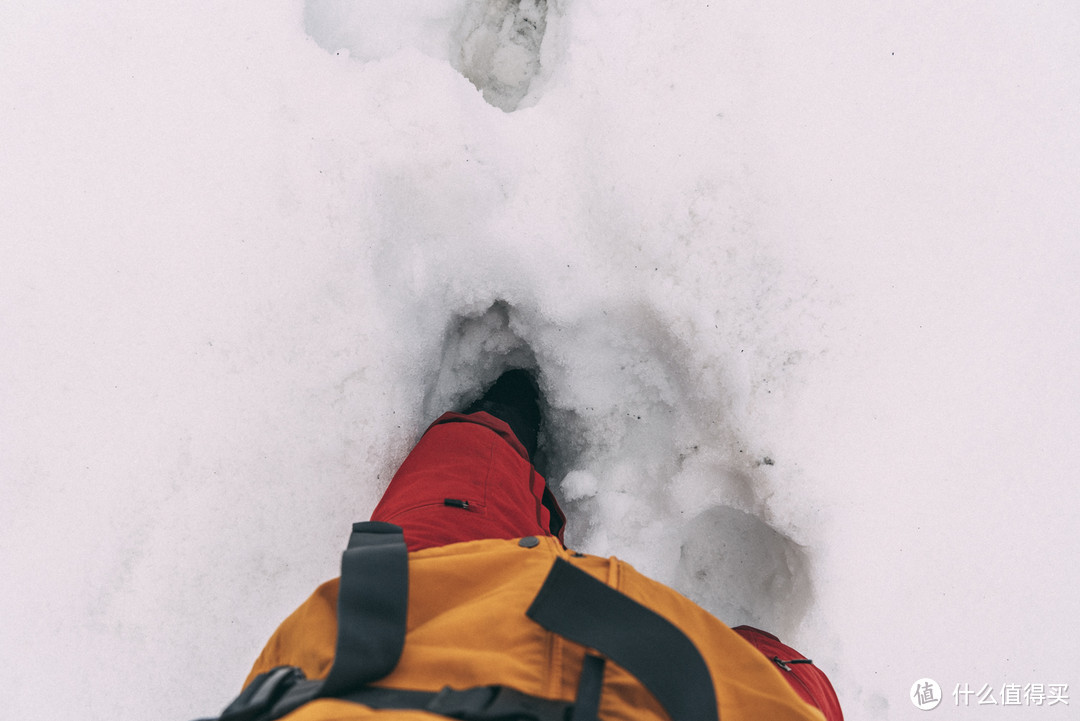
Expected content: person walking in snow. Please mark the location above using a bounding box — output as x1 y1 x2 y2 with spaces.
198 369 842 721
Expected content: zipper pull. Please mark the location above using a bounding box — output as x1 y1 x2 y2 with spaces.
772 656 814 672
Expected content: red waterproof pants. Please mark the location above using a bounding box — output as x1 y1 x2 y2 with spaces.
371 412 566 552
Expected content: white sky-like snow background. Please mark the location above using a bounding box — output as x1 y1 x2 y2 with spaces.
2 1 1078 719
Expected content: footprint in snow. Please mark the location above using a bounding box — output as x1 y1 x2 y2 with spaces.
303 0 550 112
453 0 549 111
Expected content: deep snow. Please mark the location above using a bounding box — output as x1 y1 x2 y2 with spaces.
2 1 1078 719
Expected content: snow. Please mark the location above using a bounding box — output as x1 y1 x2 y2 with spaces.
2 0 1078 718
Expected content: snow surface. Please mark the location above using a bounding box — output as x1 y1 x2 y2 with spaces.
2 1 1078 719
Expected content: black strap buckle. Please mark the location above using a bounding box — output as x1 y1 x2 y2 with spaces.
219 666 305 721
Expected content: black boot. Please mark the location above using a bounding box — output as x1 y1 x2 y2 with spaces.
465 369 541 460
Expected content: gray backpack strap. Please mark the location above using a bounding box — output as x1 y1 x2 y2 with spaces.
210 522 409 721
527 558 720 721
321 521 409 696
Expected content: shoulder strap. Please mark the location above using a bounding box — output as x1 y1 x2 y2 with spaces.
527 558 720 721
321 521 409 696
211 522 410 721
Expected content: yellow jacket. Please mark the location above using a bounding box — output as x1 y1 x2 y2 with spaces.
244 535 824 721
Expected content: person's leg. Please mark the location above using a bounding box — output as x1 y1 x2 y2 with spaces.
370 373 565 552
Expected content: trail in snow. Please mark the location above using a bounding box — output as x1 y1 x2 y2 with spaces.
3 0 1079 719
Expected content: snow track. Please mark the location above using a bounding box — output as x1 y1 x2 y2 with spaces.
413 298 812 641
304 0 552 110
4 1 1079 720
454 0 549 111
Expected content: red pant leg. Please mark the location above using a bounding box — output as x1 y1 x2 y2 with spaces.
371 411 565 552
